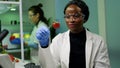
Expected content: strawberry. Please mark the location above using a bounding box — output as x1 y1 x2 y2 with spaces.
9 54 15 62
15 59 19 62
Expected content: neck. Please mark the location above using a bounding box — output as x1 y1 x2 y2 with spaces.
70 27 84 33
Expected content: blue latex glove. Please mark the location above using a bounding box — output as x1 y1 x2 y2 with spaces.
36 26 50 48
10 38 21 45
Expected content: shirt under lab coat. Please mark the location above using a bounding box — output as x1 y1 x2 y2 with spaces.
38 29 111 68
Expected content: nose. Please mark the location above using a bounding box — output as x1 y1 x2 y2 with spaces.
69 16 75 22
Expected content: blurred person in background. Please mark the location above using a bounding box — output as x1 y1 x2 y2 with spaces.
24 3 50 65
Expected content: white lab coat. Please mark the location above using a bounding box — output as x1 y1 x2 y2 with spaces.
38 29 111 68
29 21 47 65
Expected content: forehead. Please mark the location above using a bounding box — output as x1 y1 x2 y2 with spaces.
28 11 34 14
65 4 81 14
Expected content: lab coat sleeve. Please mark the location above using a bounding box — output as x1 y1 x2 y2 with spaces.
38 46 56 68
94 38 111 68
50 34 62 68
27 40 38 48
38 34 62 68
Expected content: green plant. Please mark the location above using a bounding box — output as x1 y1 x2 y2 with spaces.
0 45 8 54
47 17 56 41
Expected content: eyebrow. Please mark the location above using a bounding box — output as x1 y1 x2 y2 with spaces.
65 12 81 15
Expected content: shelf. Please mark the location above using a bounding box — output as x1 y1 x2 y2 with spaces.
0 0 25 61
0 1 20 4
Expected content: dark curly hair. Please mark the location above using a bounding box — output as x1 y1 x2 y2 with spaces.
64 0 89 23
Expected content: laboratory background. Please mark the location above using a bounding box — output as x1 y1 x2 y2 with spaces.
0 0 120 68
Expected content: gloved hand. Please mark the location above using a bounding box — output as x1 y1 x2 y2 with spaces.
36 26 50 48
10 38 21 45
10 38 25 45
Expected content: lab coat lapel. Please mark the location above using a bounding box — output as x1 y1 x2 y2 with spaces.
61 30 93 68
86 30 93 68
61 30 70 68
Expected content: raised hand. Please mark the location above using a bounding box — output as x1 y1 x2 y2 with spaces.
36 26 50 48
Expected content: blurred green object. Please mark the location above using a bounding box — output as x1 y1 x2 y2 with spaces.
0 45 8 54
50 26 56 41
47 17 57 41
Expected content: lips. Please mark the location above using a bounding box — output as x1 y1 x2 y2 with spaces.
68 23 76 28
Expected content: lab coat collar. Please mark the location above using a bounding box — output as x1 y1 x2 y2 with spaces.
86 30 93 68
61 29 93 68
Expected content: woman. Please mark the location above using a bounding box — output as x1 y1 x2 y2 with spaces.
25 3 50 65
36 0 111 68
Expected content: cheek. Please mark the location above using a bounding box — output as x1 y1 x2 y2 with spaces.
32 17 37 21
65 19 69 26
76 18 84 24
65 18 83 24
77 20 83 24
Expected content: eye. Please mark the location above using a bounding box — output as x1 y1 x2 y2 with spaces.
64 13 84 19
73 13 81 18
64 15 70 19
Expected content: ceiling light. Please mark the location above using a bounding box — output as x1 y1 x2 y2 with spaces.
10 7 16 11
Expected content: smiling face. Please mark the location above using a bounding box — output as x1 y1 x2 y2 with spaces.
64 4 85 33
